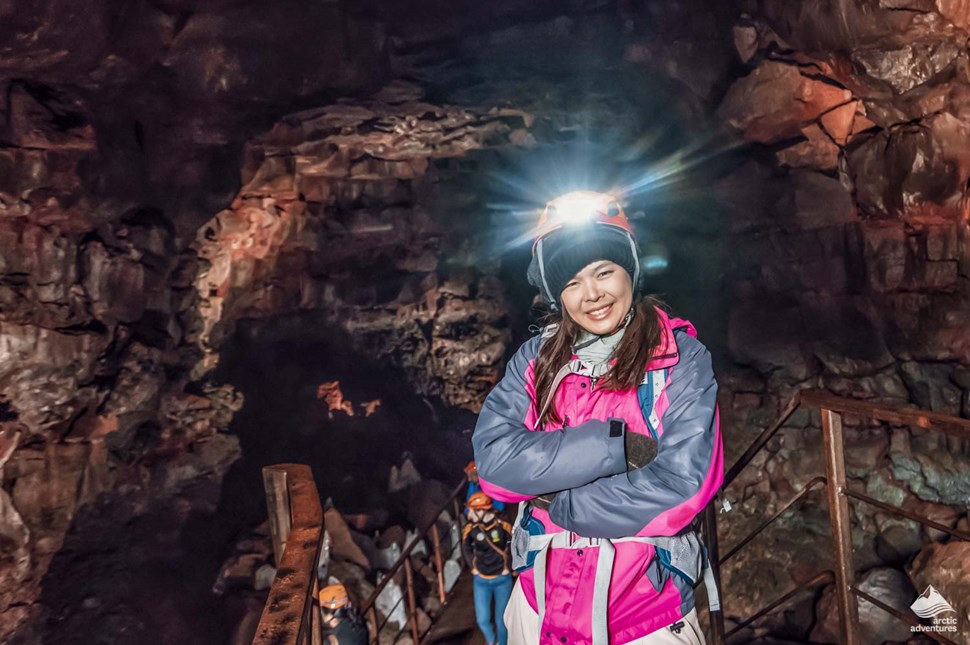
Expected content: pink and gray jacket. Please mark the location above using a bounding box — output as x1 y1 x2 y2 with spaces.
472 309 723 644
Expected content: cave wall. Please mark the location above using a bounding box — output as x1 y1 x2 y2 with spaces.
623 0 970 638
0 2 552 637
0 1 387 639
191 84 525 410
0 79 245 639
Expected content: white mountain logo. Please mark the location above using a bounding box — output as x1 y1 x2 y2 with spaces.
910 585 956 619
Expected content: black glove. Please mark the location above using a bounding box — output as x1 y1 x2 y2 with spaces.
625 431 658 470
531 492 557 510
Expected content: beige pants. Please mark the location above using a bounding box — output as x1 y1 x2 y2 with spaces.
504 578 706 645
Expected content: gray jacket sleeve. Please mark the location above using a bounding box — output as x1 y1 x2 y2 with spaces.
547 332 723 538
472 335 628 501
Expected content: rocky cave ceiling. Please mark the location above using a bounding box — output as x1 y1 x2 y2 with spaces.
1 0 970 643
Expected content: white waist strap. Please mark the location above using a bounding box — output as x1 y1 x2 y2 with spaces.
530 532 721 643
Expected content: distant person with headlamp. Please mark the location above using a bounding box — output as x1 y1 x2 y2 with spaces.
472 191 723 644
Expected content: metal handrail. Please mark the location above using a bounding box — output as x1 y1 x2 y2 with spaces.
252 464 325 645
725 389 970 488
250 469 471 645
843 489 970 542
708 389 970 645
359 479 470 644
724 570 834 639
720 476 827 564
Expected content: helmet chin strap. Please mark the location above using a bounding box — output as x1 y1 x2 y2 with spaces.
626 231 641 290
534 237 559 311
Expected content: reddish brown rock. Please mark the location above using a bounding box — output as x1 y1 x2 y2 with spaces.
10 443 90 567
811 568 916 643
845 122 966 218
909 542 970 626
883 292 970 363
851 39 964 95
0 428 30 598
788 170 857 230
775 123 840 170
752 0 920 53
324 507 371 571
5 84 94 151
820 100 859 145
719 61 853 143
937 0 970 31
192 88 524 409
0 322 111 432
849 102 879 139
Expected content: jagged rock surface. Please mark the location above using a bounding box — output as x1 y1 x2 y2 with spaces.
191 88 524 409
620 0 970 639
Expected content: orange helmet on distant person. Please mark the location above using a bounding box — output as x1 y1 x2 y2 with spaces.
466 491 494 511
318 584 350 611
527 191 641 310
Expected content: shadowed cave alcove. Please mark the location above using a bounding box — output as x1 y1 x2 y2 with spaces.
213 314 480 521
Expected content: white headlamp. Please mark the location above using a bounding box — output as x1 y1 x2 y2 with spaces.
551 194 601 225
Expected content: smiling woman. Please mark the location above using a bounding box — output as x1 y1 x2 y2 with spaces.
472 191 724 645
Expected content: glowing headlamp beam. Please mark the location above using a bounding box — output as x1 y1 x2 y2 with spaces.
552 196 601 224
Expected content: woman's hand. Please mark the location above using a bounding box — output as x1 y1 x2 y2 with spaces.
531 492 557 510
625 431 658 470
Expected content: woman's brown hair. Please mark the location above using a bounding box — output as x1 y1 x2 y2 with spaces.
533 295 667 427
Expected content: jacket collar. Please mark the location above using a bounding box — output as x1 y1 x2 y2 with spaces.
645 308 695 371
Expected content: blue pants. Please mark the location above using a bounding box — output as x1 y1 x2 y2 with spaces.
472 574 512 645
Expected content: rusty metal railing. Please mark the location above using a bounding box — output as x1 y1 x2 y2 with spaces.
705 389 970 645
359 479 470 644
252 464 325 645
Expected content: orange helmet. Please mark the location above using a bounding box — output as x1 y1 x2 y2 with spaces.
464 461 477 475
318 584 350 610
532 191 634 252
466 491 494 511
527 191 640 310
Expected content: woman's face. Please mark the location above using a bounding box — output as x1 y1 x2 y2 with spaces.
560 260 633 336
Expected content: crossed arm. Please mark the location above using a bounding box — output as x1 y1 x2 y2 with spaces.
472 332 723 539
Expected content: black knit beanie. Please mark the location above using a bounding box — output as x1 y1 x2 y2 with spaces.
527 225 639 309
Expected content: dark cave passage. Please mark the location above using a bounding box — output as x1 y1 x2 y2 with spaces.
33 313 480 645
212 314 478 526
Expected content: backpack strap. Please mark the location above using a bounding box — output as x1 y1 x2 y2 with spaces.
637 360 722 615
637 367 668 441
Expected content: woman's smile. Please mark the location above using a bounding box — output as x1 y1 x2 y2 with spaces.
586 303 613 319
